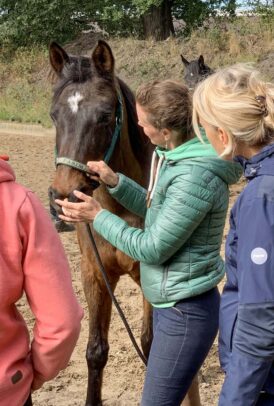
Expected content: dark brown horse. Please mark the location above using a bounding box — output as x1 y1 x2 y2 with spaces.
48 40 201 406
48 39 153 406
181 54 213 89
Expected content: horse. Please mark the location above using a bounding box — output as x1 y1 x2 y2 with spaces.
181 54 213 89
48 40 201 406
48 39 153 405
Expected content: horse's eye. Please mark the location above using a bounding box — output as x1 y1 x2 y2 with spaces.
97 112 112 125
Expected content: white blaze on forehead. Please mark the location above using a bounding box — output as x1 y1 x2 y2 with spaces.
68 92 83 113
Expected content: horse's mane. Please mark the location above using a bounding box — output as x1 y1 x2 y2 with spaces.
117 78 151 170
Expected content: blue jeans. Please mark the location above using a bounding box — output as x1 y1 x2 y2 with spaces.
141 287 220 406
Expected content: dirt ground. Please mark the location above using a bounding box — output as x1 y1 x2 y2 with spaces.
0 128 244 406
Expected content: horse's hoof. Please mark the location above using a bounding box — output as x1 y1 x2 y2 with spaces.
54 219 75 233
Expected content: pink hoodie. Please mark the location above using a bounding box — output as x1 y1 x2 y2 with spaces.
0 159 84 406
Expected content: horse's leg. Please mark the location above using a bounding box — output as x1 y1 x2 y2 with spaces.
82 261 118 406
182 374 201 406
128 267 153 360
141 296 153 359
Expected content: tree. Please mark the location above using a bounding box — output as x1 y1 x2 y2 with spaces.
141 0 174 40
0 0 253 48
0 0 92 48
135 0 222 40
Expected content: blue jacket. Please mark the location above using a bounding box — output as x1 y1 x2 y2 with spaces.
219 143 274 406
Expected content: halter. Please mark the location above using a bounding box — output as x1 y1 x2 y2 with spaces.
55 92 123 174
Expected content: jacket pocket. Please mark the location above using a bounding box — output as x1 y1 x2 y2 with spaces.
229 313 238 351
160 266 169 299
0 370 24 393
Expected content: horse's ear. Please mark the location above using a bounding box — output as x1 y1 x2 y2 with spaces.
198 55 205 68
92 40 114 76
49 42 70 75
180 54 189 66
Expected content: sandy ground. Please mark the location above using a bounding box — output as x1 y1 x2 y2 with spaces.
0 129 244 406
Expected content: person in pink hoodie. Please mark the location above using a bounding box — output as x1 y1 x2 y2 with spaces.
0 155 84 406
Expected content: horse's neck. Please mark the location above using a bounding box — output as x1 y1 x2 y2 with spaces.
92 91 151 212
110 103 149 188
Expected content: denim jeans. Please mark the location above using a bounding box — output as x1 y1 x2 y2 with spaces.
141 287 220 406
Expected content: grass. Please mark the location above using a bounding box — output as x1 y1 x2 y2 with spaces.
0 15 274 127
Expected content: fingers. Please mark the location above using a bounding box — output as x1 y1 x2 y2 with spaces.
73 190 92 202
55 192 92 210
87 160 106 173
55 198 79 210
58 214 80 223
85 173 101 182
87 160 113 177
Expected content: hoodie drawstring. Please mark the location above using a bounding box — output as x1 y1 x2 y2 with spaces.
146 152 165 208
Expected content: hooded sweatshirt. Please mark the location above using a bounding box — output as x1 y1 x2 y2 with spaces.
93 136 242 306
0 159 83 406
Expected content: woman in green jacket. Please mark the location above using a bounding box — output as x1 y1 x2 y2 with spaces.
56 80 241 406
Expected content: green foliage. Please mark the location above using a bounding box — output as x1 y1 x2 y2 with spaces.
0 0 92 48
0 0 245 48
96 1 142 37
173 0 220 36
133 0 163 15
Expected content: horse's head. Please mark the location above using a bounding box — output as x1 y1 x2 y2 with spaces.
181 54 213 89
48 40 121 211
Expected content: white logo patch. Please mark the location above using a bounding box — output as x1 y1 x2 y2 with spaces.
68 92 83 114
251 247 268 265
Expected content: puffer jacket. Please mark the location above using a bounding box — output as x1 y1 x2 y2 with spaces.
93 136 242 306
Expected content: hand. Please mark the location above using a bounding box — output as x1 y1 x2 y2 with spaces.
86 160 118 188
55 191 103 223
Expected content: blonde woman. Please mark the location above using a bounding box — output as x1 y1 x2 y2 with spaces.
193 65 274 406
56 80 241 406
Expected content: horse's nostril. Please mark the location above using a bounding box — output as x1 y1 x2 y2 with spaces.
80 186 93 195
68 191 79 203
48 187 65 202
48 187 56 201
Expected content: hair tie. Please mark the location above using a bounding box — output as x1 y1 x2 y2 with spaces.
255 95 268 117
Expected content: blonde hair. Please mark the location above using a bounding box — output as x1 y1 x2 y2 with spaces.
136 80 194 141
192 64 274 156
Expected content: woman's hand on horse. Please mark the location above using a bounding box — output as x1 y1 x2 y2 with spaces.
86 161 119 188
55 191 102 222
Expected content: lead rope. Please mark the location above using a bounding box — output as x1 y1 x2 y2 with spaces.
86 223 148 366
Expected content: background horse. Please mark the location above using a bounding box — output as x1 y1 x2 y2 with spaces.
181 54 213 89
48 40 201 406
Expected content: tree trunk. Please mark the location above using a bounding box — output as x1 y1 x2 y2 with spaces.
142 0 174 41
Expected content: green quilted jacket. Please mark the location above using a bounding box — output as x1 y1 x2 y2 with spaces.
93 136 242 307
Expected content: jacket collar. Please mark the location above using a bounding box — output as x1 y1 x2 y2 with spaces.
235 143 274 179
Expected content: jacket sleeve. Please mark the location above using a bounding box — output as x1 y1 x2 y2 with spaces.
19 192 84 390
107 173 147 218
94 174 213 265
219 197 274 406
